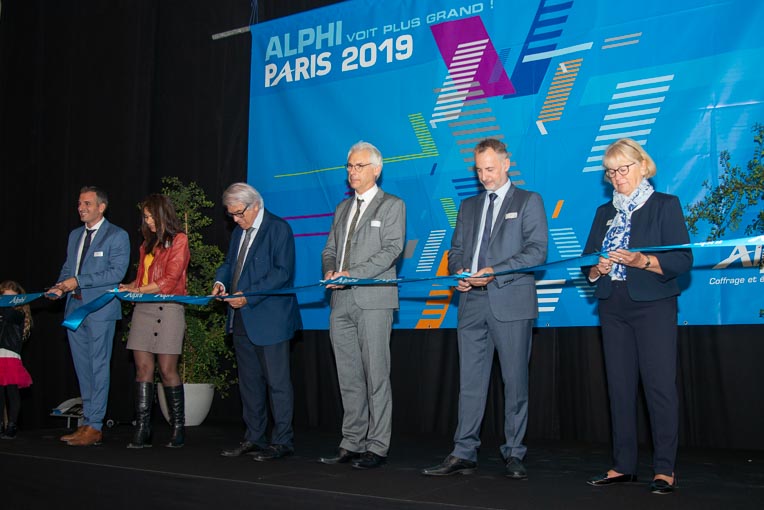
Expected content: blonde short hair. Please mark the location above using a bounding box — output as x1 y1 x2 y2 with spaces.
602 138 657 182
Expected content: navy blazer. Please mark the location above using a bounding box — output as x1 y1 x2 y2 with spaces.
215 209 302 345
582 191 693 301
57 219 130 321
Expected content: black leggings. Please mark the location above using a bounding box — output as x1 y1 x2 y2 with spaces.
0 385 20 424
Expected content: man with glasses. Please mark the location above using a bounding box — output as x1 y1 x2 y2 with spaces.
48 186 130 446
213 183 302 462
320 141 406 470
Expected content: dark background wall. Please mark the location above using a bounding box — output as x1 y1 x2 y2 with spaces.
1 0 762 450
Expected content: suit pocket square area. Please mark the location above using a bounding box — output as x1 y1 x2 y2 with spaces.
505 212 518 219
370 220 382 227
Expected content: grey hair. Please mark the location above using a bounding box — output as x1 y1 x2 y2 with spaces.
474 138 509 159
347 141 383 169
80 185 109 208
222 182 264 208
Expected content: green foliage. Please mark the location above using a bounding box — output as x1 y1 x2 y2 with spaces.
161 177 234 395
686 123 764 241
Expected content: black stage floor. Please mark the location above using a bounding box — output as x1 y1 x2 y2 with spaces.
2 424 763 510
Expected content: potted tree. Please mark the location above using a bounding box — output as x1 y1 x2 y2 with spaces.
155 177 234 426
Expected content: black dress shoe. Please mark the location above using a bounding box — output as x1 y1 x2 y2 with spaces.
220 441 263 457
506 457 527 479
351 451 386 469
649 477 677 494
252 444 294 462
422 455 477 476
587 472 638 486
319 447 362 465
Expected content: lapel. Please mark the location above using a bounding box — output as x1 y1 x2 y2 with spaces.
489 186 516 243
89 220 111 254
230 226 243 262
241 210 270 273
332 198 352 246
71 226 86 259
77 220 110 264
470 193 485 249
353 189 385 235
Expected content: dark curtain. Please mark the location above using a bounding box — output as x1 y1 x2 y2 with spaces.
286 327 764 451
1 0 762 450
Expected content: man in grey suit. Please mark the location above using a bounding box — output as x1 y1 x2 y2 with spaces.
422 138 547 479
320 141 406 470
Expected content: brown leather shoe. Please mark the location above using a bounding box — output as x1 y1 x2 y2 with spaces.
66 426 102 447
60 426 87 442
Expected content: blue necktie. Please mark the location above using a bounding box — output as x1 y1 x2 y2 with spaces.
477 193 497 269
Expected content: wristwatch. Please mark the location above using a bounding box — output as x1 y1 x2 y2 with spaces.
643 254 651 269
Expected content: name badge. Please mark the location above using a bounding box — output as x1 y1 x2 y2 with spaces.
505 212 518 219
370 220 382 227
94 251 104 257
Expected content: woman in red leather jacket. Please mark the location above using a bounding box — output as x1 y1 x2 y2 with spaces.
120 194 190 449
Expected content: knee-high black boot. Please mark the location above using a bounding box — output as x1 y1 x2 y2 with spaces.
164 385 185 448
127 382 153 449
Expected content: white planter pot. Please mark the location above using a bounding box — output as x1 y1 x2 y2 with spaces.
157 383 215 427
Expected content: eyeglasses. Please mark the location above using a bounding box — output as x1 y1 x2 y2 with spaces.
226 205 250 219
345 162 374 172
604 162 636 178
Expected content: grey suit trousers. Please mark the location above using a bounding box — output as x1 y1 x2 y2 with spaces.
451 291 533 462
329 288 393 457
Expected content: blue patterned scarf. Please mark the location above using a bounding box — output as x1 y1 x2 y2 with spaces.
601 179 654 280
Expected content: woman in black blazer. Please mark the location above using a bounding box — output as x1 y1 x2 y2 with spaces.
582 138 693 494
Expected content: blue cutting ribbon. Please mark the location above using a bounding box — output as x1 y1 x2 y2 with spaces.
61 287 319 331
6 233 758 331
0 292 48 307
61 291 215 331
321 235 763 284
115 292 214 305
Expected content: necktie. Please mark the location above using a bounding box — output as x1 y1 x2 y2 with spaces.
77 229 96 275
477 193 497 269
231 227 254 292
340 198 364 272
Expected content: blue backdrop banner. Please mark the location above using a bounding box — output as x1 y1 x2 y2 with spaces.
247 0 764 328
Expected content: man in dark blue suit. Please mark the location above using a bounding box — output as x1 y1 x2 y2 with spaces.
49 186 130 446
213 183 302 461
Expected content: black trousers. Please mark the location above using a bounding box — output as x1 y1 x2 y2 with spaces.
598 282 679 476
